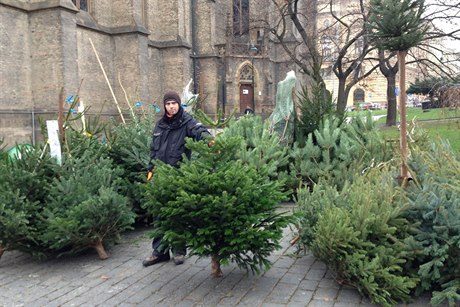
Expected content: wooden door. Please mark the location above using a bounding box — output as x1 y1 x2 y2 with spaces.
239 84 253 113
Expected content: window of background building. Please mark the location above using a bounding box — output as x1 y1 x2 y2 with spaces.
72 0 89 12
233 0 249 36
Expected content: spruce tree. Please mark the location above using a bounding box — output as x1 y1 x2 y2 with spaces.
143 135 292 277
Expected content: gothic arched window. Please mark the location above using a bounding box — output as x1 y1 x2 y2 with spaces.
233 0 249 36
239 64 253 82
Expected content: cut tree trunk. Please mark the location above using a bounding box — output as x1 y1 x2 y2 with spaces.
0 245 4 259
94 239 109 260
211 254 223 278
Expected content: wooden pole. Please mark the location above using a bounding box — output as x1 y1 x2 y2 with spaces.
58 87 64 142
88 38 125 124
398 50 409 181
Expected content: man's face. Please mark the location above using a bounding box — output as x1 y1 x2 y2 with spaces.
165 100 180 116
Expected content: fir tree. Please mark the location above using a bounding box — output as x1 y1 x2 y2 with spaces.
143 135 292 277
405 142 460 306
297 167 418 306
42 149 135 259
0 143 58 259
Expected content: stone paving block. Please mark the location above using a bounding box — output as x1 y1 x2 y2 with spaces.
183 270 227 302
298 279 319 291
264 282 298 304
311 260 327 270
280 272 306 285
124 281 164 304
287 302 312 307
263 266 288 279
318 277 341 289
336 288 363 303
272 256 297 269
305 268 326 281
200 268 246 306
308 299 335 307
287 263 310 275
312 287 339 302
47 285 91 306
289 288 314 304
236 276 279 306
154 265 209 304
334 302 363 307
216 272 258 305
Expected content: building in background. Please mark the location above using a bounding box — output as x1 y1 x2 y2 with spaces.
0 0 298 147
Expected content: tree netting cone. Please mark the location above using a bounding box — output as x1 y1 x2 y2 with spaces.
268 70 296 144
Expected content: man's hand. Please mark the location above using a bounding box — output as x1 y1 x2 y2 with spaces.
147 171 153 181
207 140 215 148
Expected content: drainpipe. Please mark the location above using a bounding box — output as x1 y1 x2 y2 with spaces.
190 0 198 94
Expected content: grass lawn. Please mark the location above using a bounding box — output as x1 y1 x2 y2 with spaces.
365 107 460 152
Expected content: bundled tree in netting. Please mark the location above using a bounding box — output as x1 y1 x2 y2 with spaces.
405 142 460 306
0 144 58 259
42 145 135 259
296 167 419 306
143 135 293 277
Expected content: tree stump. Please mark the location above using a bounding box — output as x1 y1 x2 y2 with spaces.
0 245 4 259
93 240 109 260
211 254 223 278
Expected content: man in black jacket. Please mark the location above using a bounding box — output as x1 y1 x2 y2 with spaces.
143 90 211 267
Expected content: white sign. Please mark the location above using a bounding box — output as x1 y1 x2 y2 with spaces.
46 120 62 165
242 89 249 95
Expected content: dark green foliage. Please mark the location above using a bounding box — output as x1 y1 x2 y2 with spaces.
143 135 292 275
297 168 418 306
0 144 58 257
106 112 155 221
368 0 428 51
294 83 337 146
42 150 135 256
405 143 460 306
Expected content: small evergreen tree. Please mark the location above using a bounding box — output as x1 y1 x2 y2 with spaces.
42 149 135 259
222 115 292 188
0 144 58 259
405 142 460 306
296 167 418 306
294 82 337 146
143 135 292 277
289 116 393 189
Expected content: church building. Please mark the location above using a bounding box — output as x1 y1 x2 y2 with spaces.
0 0 299 146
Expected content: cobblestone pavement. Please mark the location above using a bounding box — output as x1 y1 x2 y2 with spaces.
0 219 440 307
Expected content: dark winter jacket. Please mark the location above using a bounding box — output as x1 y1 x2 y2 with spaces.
148 108 210 171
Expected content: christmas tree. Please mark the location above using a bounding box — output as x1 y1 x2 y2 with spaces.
143 135 292 277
